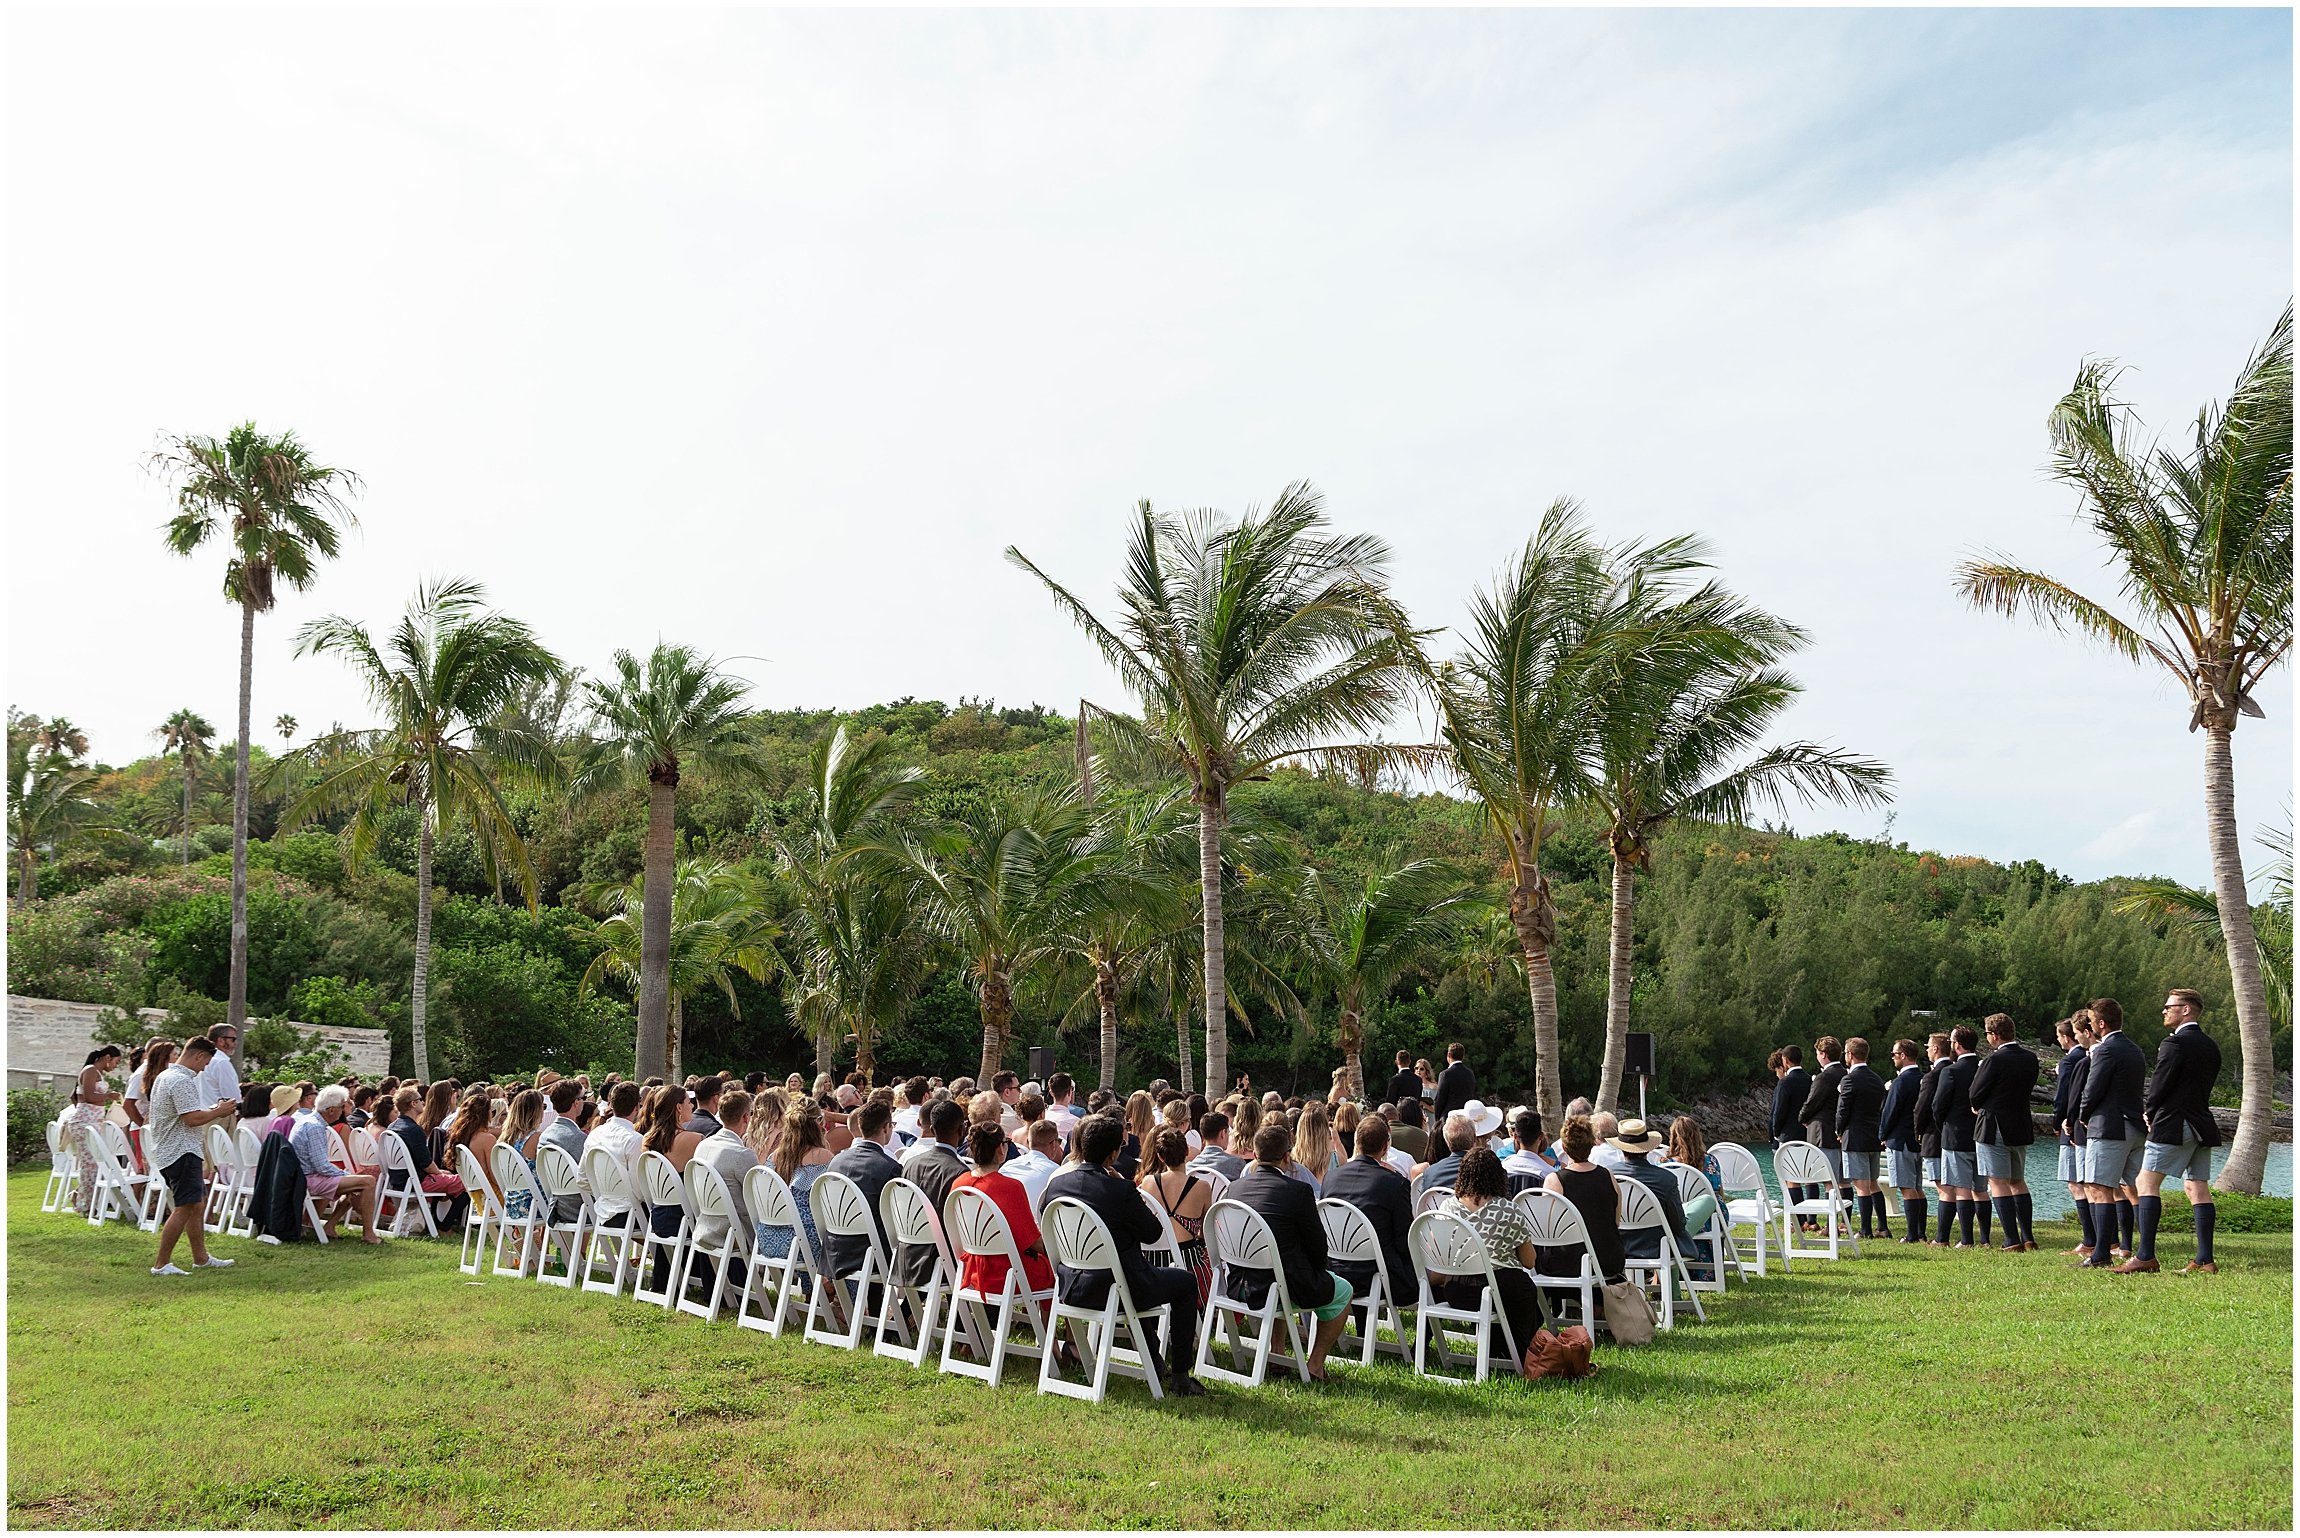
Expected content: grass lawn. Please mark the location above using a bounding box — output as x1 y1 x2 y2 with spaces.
6 1167 2291 1530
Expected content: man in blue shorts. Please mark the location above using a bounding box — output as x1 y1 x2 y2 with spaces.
1878 1038 1928 1243
2118 988 2224 1275
2077 997 2147 1268
1932 1025 1983 1247
1969 1014 2039 1251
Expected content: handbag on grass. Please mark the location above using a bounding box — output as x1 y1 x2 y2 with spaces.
1522 1324 1596 1379
1599 1279 1657 1345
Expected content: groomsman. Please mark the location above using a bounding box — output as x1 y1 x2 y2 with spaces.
2050 1016 2091 1254
1800 1036 1852 1217
1877 1038 1928 1242
1771 1047 1814 1212
1833 1038 1888 1238
1931 1026 1983 1247
1969 1014 2039 1251
2077 998 2148 1269
2120 988 2225 1275
1916 1033 1953 1245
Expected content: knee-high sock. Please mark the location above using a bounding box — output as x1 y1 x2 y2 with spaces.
2075 1198 2095 1249
1992 1196 2019 1246
2015 1192 2034 1246
1871 1192 1890 1235
2116 1199 2135 1253
1936 1197 1956 1243
1956 1199 1975 1245
2134 1194 2161 1261
2193 1202 2215 1264
1976 1198 1991 1245
1856 1193 1875 1237
1905 1196 1926 1241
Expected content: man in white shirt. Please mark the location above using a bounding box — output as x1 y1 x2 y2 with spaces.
1500 1108 1555 1185
1001 1119 1064 1215
891 1076 930 1143
1589 1110 1630 1173
198 1025 244 1134
1045 1073 1081 1146
582 1081 646 1226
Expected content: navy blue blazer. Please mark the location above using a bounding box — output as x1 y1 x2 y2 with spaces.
1879 1063 1924 1152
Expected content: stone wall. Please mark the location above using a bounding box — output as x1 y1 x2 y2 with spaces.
6 994 392 1090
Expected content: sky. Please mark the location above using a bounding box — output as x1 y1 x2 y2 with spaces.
5 6 2292 890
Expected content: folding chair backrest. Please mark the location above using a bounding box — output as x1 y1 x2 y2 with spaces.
1667 1160 1713 1212
1414 1185 1451 1217
1041 1196 1121 1276
946 1185 1026 1279
639 1151 687 1215
1316 1197 1379 1267
457 1145 498 1214
236 1125 263 1168
46 1121 64 1159
684 1159 736 1226
537 1142 583 1202
879 1177 947 1259
1204 1199 1281 1275
1518 1188 1594 1250
381 1129 419 1189
491 1143 541 1209
204 1123 237 1170
100 1121 136 1169
1616 1176 1665 1235
1712 1141 1765 1196
348 1127 381 1166
583 1147 635 1211
1408 1209 1486 1281
1775 1140 1832 1188
809 1170 874 1243
744 1164 800 1230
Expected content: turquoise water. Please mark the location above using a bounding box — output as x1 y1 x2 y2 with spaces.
1741 1140 2290 1221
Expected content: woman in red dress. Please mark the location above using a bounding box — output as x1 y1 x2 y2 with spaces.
951 1121 1055 1307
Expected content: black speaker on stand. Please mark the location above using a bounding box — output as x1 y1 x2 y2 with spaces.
1028 1046 1057 1082
1625 1032 1655 1119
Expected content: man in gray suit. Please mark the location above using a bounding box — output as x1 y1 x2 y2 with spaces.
898 1097 971 1289
691 1090 760 1251
537 1079 589 1224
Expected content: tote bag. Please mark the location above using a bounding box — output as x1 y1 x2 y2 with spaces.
1600 1278 1657 1345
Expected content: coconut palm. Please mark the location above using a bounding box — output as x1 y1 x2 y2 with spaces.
2112 815 2293 1036
7 715 123 904
771 723 926 1082
578 860 781 1082
1584 577 1893 1113
275 714 297 744
155 423 358 1031
277 579 562 1081
33 718 89 761
155 708 217 864
1053 779 1196 1092
1008 484 1425 1094
570 645 759 1080
1956 306 2292 1194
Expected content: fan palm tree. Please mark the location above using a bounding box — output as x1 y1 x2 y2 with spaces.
155 708 217 865
33 718 89 761
1956 305 2291 1194
578 860 781 1081
276 579 562 1081
155 423 359 1031
570 645 759 1080
1582 577 1893 1112
1008 484 1425 1094
771 722 926 1082
7 715 123 904
275 714 297 744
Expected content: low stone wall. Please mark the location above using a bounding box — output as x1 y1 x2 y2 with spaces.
6 994 391 1090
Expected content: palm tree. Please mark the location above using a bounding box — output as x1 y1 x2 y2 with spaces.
1265 859 1484 1100
1582 576 1892 1112
275 714 298 744
1055 776 1196 1092
155 423 358 1032
1008 484 1424 1094
7 715 122 904
570 645 759 1080
1956 306 2291 1194
33 718 89 760
277 579 562 1081
578 860 781 1081
771 723 926 1082
2112 814 2293 1038
155 708 217 864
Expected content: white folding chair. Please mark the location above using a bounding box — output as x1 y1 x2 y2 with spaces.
1414 1185 1451 1218
456 1145 500 1273
376 1132 440 1239
491 1143 549 1279
228 1125 266 1237
1666 1159 1738 1292
631 1151 691 1310
675 1159 754 1324
1713 1142 1781 1276
100 1122 169 1230
1142 1200 1184 1268
79 1123 151 1228
1318 1197 1408 1364
804 1171 898 1351
1776 1140 1859 1262
940 1185 1054 1386
1616 1178 1703 1328
1037 1195 1172 1403
41 1121 76 1213
1195 1199 1314 1387
197 1123 241 1232
532 1143 590 1288
1517 1189 1604 1333
875 1178 967 1365
579 1148 644 1296
1407 1209 1525 1384
735 1165 819 1339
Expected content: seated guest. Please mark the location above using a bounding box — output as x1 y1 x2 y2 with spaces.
265 1083 304 1139
757 1096 833 1266
1501 1109 1555 1191
951 1122 1054 1313
820 1100 903 1287
538 1079 589 1224
897 1097 972 1290
1540 1115 1626 1304
496 1088 546 1221
1608 1119 1696 1267
1137 1126 1214 1304
1046 1073 1081 1144
1661 1115 1724 1276
1043 1115 1206 1396
687 1090 759 1297
1332 1101 1359 1160
1186 1111 1245 1186
1002 1120 1064 1215
1290 1104 1340 1193
1412 1112 1478 1200
1587 1110 1631 1172
1118 1092 1156 1181
347 1084 379 1130
1389 1098 1429 1162
636 1085 696 1291
1433 1145 1548 1356
293 1087 380 1244
685 1076 726 1139
1322 1113 1413 1310
1225 1122 1355 1380
581 1080 647 1231
388 1085 469 1230
1545 1097 1593 1162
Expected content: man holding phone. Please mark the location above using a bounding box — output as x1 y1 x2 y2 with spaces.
146 1035 240 1276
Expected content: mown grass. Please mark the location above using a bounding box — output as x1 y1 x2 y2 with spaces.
6 1168 2290 1529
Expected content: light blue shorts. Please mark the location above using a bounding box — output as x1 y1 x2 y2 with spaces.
1975 1141 2019 1181
1841 1151 1878 1181
1940 1150 1978 1190
1923 1156 1942 1185
2083 1137 2145 1188
1887 1150 1923 1190
2056 1138 2079 1182
2142 1139 2212 1182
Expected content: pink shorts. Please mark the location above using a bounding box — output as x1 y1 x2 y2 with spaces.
420 1171 465 1196
307 1171 344 1203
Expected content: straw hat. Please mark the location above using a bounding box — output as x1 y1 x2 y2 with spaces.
1458 1098 1503 1137
1608 1117 1664 1154
269 1084 301 1115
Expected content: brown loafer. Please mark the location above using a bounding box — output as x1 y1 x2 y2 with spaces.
2181 1261 2218 1275
2111 1257 2159 1274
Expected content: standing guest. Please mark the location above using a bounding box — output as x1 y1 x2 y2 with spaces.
1432 1042 1478 1125
897 1098 972 1291
820 1100 903 1290
62 1046 125 1216
951 1122 1054 1313
294 1088 381 1243
1137 1126 1215 1304
1226 1121 1355 1380
685 1077 726 1139
757 1097 833 1267
1969 1015 2040 1251
1187 1112 1245 1188
1415 1058 1438 1104
1433 1145 1549 1360
1877 1038 1929 1243
1800 1036 1852 1218
1933 1026 1984 1247
1834 1038 1889 1239
121 1039 165 1167
1770 1046 1813 1212
1539 1115 1626 1304
1291 1103 1341 1193
144 1036 239 1275
1916 1033 1953 1244
2123 988 2225 1275
689 1091 760 1294
1323 1113 1413 1314
199 1025 245 1136
1042 1115 1207 1396
538 1080 589 1226
2078 998 2149 1268
1413 1112 1478 1200
1383 1050 1422 1109
1002 1121 1065 1215
2052 1016 2094 1255
1389 1098 1429 1163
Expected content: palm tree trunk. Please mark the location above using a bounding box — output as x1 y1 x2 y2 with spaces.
1338 1000 1366 1102
855 1025 877 1087
668 996 683 1084
1174 998 1193 1094
227 596 255 1039
15 847 35 905
181 756 195 866
1596 850 1635 1115
978 969 1013 1083
1096 957 1120 1092
635 775 676 1079
1508 860 1562 1125
410 808 434 1082
1199 788 1229 1096
813 1025 834 1079
2205 725 2273 1194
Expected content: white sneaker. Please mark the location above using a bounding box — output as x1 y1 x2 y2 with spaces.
257 1235 283 1246
195 1256 237 1268
151 1264 190 1276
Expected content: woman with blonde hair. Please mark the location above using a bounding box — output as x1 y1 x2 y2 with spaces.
745 1086 789 1166
758 1096 832 1269
1291 1103 1339 1192
1119 1090 1156 1180
497 1088 547 1224
1332 1100 1360 1159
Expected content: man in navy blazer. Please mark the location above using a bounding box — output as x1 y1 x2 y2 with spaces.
1321 1114 1413 1312
1931 1026 1983 1247
2122 987 2227 1275
1876 1038 1928 1243
1041 1115 1207 1396
1770 1047 1815 1213
2077 997 2149 1267
1225 1122 1354 1380
1968 1015 2040 1251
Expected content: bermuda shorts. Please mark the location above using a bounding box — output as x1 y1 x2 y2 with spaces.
1939 1150 1978 1190
1975 1141 2019 1181
1887 1150 1923 1189
2142 1138 2212 1182
1922 1155 1942 1186
1821 1147 1845 1180
1310 1271 1355 1323
2083 1136 2145 1188
1841 1151 1878 1181
162 1151 207 1207
2056 1136 2078 1182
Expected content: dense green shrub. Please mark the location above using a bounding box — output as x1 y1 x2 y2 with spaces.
7 901 149 1006
288 975 388 1035
2157 1189 2293 1234
428 942 632 1080
144 888 323 1013
7 1086 65 1166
